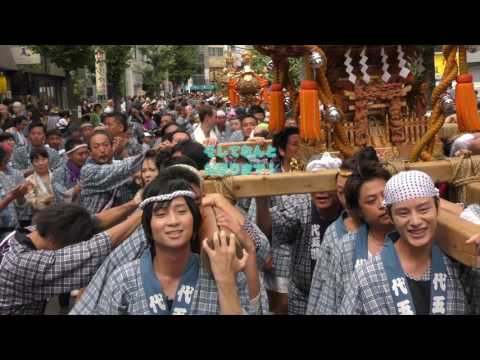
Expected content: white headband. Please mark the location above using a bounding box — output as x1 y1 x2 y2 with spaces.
168 164 204 187
383 170 439 207
306 152 342 172
139 190 197 209
66 144 88 155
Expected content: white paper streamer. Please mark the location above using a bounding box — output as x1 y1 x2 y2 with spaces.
344 48 357 84
380 47 391 83
397 45 411 79
359 46 371 84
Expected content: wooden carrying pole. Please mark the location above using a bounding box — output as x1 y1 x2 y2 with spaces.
204 156 480 267
204 156 480 198
437 209 479 268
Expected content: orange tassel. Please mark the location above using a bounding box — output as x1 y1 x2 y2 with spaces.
269 84 285 134
299 80 322 142
228 79 239 106
455 74 480 132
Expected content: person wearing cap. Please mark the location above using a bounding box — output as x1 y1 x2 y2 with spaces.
307 157 394 314
256 151 344 315
52 138 89 204
12 101 24 118
339 170 480 315
71 162 271 315
142 132 154 152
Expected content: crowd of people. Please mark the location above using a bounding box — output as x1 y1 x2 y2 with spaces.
0 92 479 315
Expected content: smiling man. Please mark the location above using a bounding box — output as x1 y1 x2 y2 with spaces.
339 170 480 315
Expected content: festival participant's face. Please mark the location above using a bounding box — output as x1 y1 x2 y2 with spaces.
230 119 241 132
90 134 113 164
216 115 226 127
254 112 265 123
18 119 29 131
105 117 124 137
141 158 159 187
242 117 257 138
312 191 339 211
284 134 300 160
81 127 94 140
391 197 438 248
358 178 391 228
47 135 62 151
336 175 348 209
1 138 15 152
172 132 190 145
32 155 49 175
150 197 194 251
69 147 89 168
160 115 173 128
29 127 45 147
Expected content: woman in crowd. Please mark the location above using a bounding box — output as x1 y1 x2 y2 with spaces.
25 147 54 212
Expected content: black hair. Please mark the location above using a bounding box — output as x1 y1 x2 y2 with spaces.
172 140 209 170
14 116 28 127
198 106 214 123
88 130 113 149
240 114 258 124
272 126 300 162
344 160 391 219
164 155 198 170
144 149 157 162
155 148 174 170
354 146 380 163
164 130 191 143
30 146 49 162
0 132 14 143
64 138 86 153
142 176 202 256
161 123 181 138
249 105 265 116
33 203 98 248
93 103 102 111
0 146 9 166
105 112 128 133
28 122 46 134
46 129 62 139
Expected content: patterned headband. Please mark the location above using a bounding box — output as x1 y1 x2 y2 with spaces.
139 190 197 209
383 170 439 207
65 144 88 155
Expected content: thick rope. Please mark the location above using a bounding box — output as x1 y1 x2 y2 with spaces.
448 153 480 203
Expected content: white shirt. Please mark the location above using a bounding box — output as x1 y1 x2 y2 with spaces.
193 125 217 145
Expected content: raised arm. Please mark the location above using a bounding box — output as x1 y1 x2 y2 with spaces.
80 151 146 194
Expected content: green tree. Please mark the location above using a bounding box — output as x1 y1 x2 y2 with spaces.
28 45 95 109
97 45 133 112
140 45 175 96
168 45 198 91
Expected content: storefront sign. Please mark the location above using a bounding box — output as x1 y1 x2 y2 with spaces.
95 49 108 99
